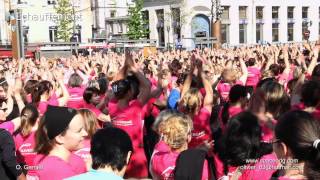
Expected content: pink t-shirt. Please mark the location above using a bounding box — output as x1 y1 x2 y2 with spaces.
82 103 102 117
73 138 91 161
37 93 59 115
261 119 277 142
14 131 37 175
67 87 85 109
217 81 243 101
189 107 212 148
33 153 86 180
246 67 261 87
0 121 14 134
218 106 243 132
108 99 148 178
214 153 277 180
151 141 210 180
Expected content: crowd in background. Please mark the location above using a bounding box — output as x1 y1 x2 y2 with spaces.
0 41 320 180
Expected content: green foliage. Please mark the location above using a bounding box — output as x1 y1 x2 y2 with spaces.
54 0 73 42
127 0 149 40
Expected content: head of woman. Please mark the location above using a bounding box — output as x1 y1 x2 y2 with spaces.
31 80 53 103
35 106 87 155
258 81 290 119
78 109 98 138
274 110 320 179
24 80 38 95
83 87 100 105
179 88 203 115
111 78 136 101
221 69 237 84
68 73 83 88
301 80 320 108
158 113 193 151
153 109 181 134
19 104 39 137
216 112 272 173
0 77 9 102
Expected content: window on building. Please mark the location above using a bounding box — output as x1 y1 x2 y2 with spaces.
302 7 308 19
221 24 229 44
142 10 150 39
109 22 114 34
256 24 263 43
222 6 229 20
76 25 81 42
110 10 116 18
272 6 279 19
239 6 247 19
239 24 247 43
288 7 294 19
272 23 279 42
171 8 181 39
156 9 165 47
256 6 263 19
47 0 56 5
118 22 123 33
302 22 308 37
288 23 294 41
49 26 57 42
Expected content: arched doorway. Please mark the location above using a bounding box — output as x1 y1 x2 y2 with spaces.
191 14 210 49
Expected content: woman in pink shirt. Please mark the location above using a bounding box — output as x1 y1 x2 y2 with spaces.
151 113 211 180
178 56 214 148
271 110 320 180
74 109 100 169
23 80 38 103
66 73 85 109
82 87 110 122
219 84 247 132
32 78 69 116
33 106 88 180
246 58 261 89
13 104 39 177
108 51 151 179
215 111 277 180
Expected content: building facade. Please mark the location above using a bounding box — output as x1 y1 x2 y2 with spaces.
0 0 93 44
143 0 320 49
91 0 133 41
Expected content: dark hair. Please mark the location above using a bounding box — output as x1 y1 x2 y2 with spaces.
34 116 68 155
19 104 39 137
24 80 38 94
247 58 256 67
83 87 100 104
256 77 277 89
176 73 187 86
68 73 83 88
127 75 140 99
275 111 320 180
312 64 320 80
259 81 290 119
97 78 108 95
31 80 53 104
91 127 133 171
0 77 9 92
111 79 131 100
269 64 281 76
221 85 247 125
216 111 272 175
301 80 320 108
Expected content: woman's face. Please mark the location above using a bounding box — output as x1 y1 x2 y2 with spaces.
91 93 100 105
61 114 88 151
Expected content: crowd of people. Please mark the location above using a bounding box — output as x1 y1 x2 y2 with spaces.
0 41 320 180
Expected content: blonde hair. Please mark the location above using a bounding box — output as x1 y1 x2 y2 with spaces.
181 88 202 115
222 69 237 83
78 109 99 138
158 113 193 150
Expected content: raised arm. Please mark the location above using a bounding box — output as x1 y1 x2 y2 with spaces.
198 61 213 113
181 54 196 99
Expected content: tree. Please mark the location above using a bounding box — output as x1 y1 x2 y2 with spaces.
54 0 73 42
127 0 149 40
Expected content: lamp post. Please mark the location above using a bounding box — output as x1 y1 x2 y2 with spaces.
167 25 170 50
211 0 223 48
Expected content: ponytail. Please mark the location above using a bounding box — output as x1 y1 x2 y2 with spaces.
31 81 53 105
221 102 230 125
19 104 39 137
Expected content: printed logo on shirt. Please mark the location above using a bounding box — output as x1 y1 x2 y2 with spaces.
74 148 91 159
161 166 175 180
112 119 133 126
192 131 205 138
19 143 35 155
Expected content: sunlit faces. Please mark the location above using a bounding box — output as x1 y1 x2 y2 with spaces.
90 93 100 105
58 114 88 151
